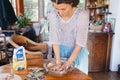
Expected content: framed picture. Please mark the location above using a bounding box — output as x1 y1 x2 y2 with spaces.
110 18 116 32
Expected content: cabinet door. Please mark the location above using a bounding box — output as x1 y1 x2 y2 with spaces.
88 33 108 72
88 35 95 72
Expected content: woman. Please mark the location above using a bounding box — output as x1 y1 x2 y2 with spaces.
48 0 89 74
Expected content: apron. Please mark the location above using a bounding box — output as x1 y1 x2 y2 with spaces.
60 45 89 74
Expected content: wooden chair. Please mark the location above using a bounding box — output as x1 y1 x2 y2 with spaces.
0 36 9 65
0 30 16 56
9 35 49 67
0 30 16 35
0 30 16 65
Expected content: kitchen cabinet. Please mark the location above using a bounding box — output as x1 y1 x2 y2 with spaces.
87 32 113 72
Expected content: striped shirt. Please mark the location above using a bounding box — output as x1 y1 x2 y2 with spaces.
48 8 89 47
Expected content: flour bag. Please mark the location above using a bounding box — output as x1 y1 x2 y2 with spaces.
13 46 27 71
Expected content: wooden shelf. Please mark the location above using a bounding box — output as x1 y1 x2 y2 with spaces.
97 13 105 16
87 4 109 9
87 0 110 21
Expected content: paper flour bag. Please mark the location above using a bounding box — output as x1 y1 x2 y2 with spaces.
13 46 27 71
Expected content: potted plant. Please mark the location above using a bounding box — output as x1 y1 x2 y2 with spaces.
16 15 31 28
16 15 31 33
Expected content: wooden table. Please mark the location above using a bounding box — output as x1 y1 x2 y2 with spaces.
0 64 92 80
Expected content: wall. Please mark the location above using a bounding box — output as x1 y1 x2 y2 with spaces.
109 0 119 18
109 0 120 71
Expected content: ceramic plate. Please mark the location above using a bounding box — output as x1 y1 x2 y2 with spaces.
0 73 22 80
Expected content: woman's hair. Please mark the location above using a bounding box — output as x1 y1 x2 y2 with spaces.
51 0 79 7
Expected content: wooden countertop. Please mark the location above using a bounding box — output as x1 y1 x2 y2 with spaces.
0 64 92 80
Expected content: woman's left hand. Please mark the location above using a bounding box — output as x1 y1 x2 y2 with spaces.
59 61 72 71
59 63 69 71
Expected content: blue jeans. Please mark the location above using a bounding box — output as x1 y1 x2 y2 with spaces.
60 45 89 74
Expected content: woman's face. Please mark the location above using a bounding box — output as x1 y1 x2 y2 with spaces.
53 3 73 17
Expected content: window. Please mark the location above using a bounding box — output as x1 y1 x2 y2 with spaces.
24 0 38 22
78 0 86 9
44 0 53 17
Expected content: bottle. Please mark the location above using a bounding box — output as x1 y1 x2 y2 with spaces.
102 22 111 32
102 12 112 32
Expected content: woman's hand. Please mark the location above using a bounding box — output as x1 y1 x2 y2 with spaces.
59 61 72 71
59 63 68 71
49 60 61 71
49 64 61 71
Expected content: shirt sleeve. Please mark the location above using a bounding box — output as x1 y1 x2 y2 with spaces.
48 10 60 45
76 10 89 47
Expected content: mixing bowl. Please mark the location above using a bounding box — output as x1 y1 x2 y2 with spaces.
44 58 74 77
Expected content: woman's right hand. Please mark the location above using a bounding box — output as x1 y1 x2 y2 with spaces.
49 60 62 71
49 64 61 71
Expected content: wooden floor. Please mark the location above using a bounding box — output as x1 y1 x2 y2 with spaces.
88 72 120 80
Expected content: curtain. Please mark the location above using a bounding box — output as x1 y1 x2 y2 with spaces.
0 0 17 29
